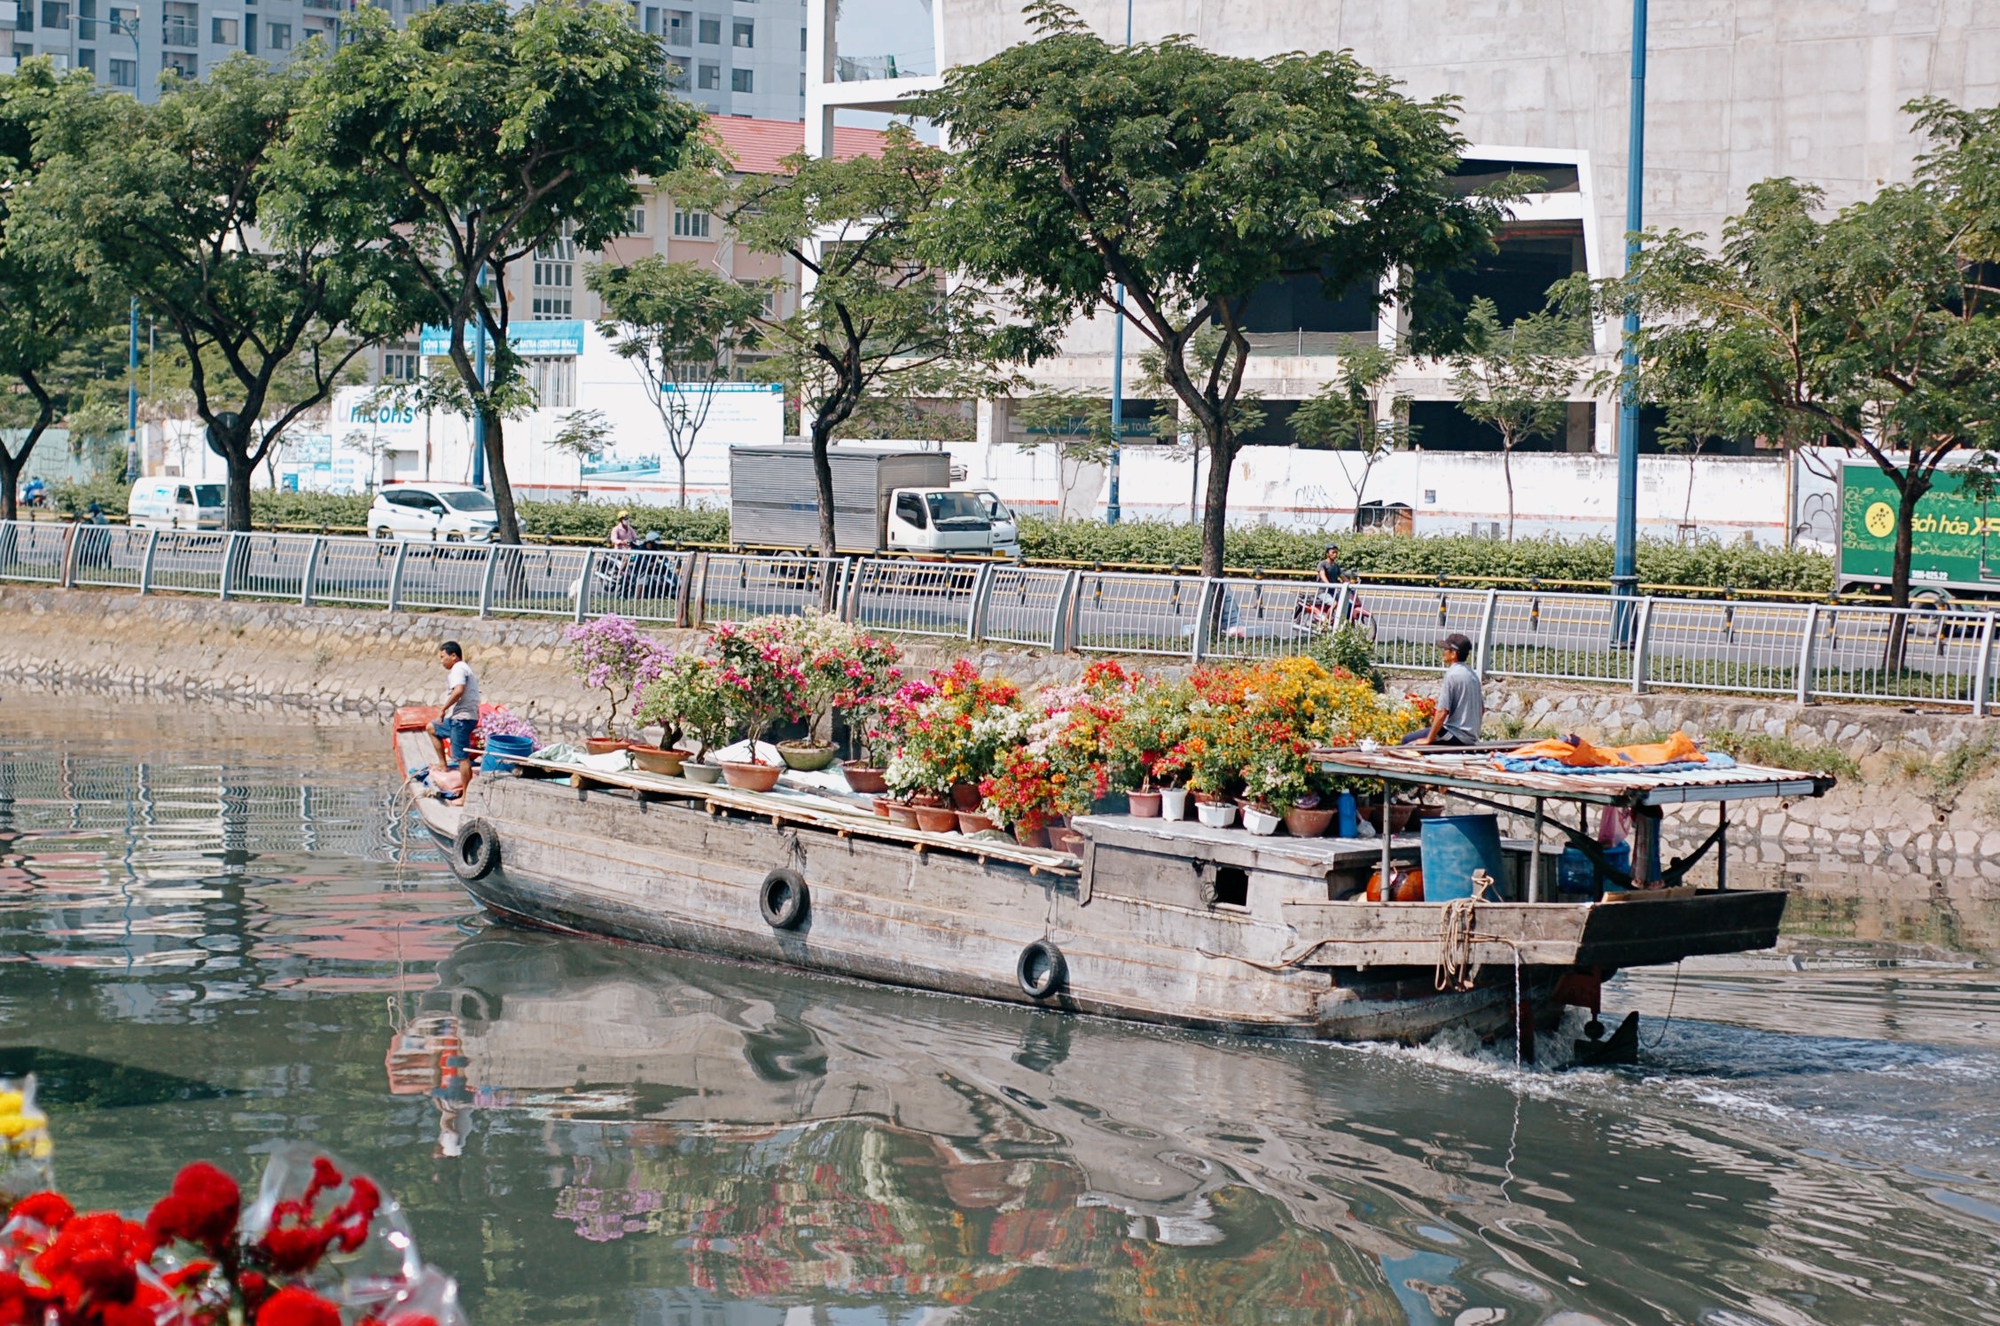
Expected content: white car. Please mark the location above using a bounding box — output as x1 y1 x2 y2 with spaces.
128 478 225 530
368 484 501 542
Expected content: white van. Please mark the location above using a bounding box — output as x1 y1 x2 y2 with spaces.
129 478 225 530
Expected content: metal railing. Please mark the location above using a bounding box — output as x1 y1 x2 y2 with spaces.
6 520 1998 714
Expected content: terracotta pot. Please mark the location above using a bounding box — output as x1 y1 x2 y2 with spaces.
843 765 890 795
950 781 983 812
914 805 959 834
1192 791 1223 805
631 747 690 777
956 810 997 834
1359 802 1419 834
1049 827 1086 857
1283 807 1336 838
911 790 948 809
719 760 782 793
585 736 628 756
1014 823 1051 849
871 796 891 819
886 804 921 829
778 741 839 772
1127 789 1163 818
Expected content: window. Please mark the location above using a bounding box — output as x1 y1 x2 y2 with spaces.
799 25 804 50
382 345 419 382
621 204 648 235
161 0 194 44
532 229 576 319
75 0 95 40
641 5 657 33
697 14 717 42
671 208 710 238
76 45 93 69
730 66 751 93
39 1 66 30
525 356 575 409
665 8 687 43
730 18 749 46
211 15 236 42
696 62 719 90
108 4 133 35
108 55 133 84
162 50 196 77
663 56 687 89
894 493 927 529
264 19 287 47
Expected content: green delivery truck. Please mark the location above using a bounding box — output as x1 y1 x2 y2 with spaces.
1840 461 2000 601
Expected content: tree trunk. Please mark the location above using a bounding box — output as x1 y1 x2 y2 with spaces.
677 452 688 509
1198 431 1234 579
0 448 17 524
225 440 256 532
1884 476 1928 673
482 406 522 545
2 397 56 524
809 415 838 556
1503 443 1516 542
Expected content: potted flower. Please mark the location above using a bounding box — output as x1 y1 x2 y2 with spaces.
883 661 1026 807
1105 675 1193 818
710 619 804 790
775 613 902 772
475 706 539 772
563 614 669 751
980 748 1060 847
634 655 731 780
1239 721 1328 837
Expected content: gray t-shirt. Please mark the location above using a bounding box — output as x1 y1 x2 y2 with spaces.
1437 661 1483 744
444 659 480 722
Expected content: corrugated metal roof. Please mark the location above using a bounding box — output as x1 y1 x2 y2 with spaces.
1313 748 1837 807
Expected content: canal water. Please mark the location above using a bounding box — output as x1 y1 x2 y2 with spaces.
5 693 1999 1325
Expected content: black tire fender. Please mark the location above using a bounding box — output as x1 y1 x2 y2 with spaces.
759 868 808 930
1017 938 1067 999
450 818 501 882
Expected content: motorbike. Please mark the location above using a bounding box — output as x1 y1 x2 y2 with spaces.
593 533 682 601
1293 582 1377 642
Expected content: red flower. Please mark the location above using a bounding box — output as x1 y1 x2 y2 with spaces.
8 1192 74 1232
257 1158 381 1275
0 1271 53 1326
33 1211 155 1319
257 1286 343 1326
147 1161 242 1253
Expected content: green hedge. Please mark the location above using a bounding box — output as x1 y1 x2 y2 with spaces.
244 492 729 543
1016 518 1834 594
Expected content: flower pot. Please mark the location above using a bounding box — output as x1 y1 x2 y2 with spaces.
1127 789 1163 818
631 747 691 777
956 810 997 834
1359 803 1419 834
778 741 839 772
871 796 891 818
1195 800 1238 829
719 760 782 792
914 806 959 834
1283 806 1336 839
1049 827 1086 857
585 736 628 756
843 765 890 795
886 803 921 829
911 791 948 809
950 781 983 812
1015 824 1051 849
1242 806 1282 836
1158 788 1189 821
682 761 725 785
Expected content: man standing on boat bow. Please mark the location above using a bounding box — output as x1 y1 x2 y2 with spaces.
1403 632 1483 747
430 641 480 790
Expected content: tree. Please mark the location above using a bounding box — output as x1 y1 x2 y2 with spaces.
282 0 705 544
689 125 1021 555
21 55 421 531
1289 343 1416 530
0 64 120 522
1591 99 2000 635
587 256 764 507
1010 389 1119 522
918 2 1508 576
1447 299 1583 541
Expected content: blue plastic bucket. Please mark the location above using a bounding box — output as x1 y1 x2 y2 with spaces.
1558 847 1599 897
483 733 535 772
1419 813 1505 901
1597 843 1633 890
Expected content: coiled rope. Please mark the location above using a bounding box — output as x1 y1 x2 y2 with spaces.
1434 870 1500 992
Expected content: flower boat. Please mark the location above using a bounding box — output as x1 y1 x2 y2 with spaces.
395 670 1832 1054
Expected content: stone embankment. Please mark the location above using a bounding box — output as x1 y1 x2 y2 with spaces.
6 584 2000 879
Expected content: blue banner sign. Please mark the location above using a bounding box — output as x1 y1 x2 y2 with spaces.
418 320 586 358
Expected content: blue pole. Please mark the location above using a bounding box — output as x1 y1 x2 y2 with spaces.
470 320 487 489
124 298 139 482
1104 0 1134 528
1613 0 1647 619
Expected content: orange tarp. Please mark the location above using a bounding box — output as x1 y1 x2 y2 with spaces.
1507 731 1705 768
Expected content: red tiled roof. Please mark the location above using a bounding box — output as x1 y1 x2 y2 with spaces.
704 116 891 175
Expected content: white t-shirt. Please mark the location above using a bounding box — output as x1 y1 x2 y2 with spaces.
444 660 480 721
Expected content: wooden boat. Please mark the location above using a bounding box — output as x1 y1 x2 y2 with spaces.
396 723 1833 1055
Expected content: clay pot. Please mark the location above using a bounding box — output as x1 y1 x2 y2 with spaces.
778 741 838 772
1014 823 1051 849
1283 806 1336 838
631 747 691 777
871 796 891 818
1049 827 1086 857
914 805 959 834
843 765 890 795
1127 789 1163 818
584 736 628 756
957 810 997 834
950 781 983 812
719 760 782 792
910 790 948 809
886 804 921 829
1358 802 1419 834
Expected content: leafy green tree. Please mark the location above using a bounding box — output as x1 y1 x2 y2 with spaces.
1289 342 1416 531
686 125 1018 554
282 0 705 543
1447 299 1584 541
918 2 1508 576
20 55 421 531
1585 98 2000 624
0 64 122 522
587 256 765 507
1010 389 1119 523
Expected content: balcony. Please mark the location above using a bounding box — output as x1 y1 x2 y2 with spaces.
160 17 196 46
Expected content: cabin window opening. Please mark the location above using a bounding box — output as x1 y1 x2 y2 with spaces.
1212 866 1249 909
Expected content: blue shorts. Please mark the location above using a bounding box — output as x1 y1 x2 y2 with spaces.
432 716 477 763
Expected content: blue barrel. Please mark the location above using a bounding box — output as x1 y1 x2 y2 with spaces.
482 733 535 772
1419 813 1505 901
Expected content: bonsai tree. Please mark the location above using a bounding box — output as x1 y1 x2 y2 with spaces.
562 614 669 738
635 654 732 757
709 618 806 765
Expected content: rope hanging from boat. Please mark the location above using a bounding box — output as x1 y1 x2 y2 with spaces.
1434 870 1500 992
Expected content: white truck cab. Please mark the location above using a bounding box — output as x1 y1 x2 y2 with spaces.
730 446 1019 558
887 488 1000 555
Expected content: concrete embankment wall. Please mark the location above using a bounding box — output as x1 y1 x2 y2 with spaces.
7 584 2000 882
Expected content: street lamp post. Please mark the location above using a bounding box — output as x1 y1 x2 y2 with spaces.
1104 0 1133 527
1612 0 1648 627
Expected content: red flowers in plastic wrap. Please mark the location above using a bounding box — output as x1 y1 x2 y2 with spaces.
145 1163 241 1256
255 1157 381 1276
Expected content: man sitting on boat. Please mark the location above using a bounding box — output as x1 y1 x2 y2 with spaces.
1403 632 1483 747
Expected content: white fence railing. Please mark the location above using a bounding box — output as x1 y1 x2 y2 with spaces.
6 521 1998 713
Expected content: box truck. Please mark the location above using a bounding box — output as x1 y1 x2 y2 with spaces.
728 445 1019 557
1839 461 2000 602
